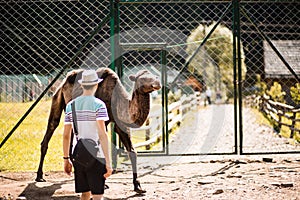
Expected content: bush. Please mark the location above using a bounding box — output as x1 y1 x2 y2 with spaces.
266 82 286 103
290 83 300 105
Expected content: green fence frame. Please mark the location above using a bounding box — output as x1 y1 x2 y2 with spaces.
1 0 300 164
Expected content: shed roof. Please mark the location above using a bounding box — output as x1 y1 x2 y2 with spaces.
264 40 300 78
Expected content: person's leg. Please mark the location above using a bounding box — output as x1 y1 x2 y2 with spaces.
81 191 91 200
87 159 106 197
91 194 103 200
74 163 91 199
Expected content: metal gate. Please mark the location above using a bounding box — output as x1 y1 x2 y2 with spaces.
114 0 300 157
1 0 300 172
115 1 240 157
119 43 168 155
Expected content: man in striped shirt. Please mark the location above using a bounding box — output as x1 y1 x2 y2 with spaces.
63 69 112 200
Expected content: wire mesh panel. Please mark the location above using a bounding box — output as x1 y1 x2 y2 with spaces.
240 1 300 154
119 0 300 155
1 0 300 173
119 1 236 155
119 44 166 153
0 0 110 171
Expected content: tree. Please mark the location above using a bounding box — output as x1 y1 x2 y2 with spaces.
186 22 247 98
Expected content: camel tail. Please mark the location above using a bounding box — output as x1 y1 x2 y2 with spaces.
45 86 66 136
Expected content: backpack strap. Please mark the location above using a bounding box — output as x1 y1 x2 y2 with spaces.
71 101 79 141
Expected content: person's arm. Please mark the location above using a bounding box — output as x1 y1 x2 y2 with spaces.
97 120 113 179
63 124 73 176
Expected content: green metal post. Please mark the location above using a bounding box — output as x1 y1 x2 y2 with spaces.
115 2 122 79
161 48 168 154
110 0 119 170
115 1 123 157
233 0 242 154
236 1 243 155
232 0 238 154
110 0 116 73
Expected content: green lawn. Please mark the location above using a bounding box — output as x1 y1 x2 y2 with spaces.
0 100 64 172
0 100 158 172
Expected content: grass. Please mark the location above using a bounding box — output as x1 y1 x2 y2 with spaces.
0 100 64 172
235 107 300 144
3 99 297 173
255 107 300 143
0 100 157 172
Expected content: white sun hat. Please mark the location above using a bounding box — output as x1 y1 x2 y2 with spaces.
78 69 103 85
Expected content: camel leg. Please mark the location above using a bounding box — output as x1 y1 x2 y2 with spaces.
36 128 55 182
115 126 146 193
36 90 65 182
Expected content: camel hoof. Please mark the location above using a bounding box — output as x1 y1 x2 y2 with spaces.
134 188 146 194
112 169 123 174
35 177 46 182
134 180 146 194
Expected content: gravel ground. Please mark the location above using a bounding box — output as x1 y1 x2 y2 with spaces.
1 155 300 200
1 104 300 200
168 104 300 154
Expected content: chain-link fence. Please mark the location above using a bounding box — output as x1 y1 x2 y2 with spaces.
0 0 111 171
239 1 300 153
1 0 300 171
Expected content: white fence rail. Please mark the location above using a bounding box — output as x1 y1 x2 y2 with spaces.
131 92 201 149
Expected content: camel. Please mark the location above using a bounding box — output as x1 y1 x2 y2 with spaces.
35 67 161 193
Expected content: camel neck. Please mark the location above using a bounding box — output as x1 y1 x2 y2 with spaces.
130 90 150 127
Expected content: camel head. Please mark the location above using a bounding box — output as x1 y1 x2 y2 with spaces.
129 70 161 93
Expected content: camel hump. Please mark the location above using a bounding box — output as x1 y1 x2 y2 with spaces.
64 69 84 85
64 68 117 85
96 67 118 80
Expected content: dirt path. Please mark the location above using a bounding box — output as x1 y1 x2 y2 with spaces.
168 104 300 154
1 104 300 199
1 155 300 200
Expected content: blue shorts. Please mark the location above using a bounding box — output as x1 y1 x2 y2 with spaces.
73 158 106 195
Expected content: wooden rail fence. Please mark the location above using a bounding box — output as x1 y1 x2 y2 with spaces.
131 92 201 149
258 94 300 138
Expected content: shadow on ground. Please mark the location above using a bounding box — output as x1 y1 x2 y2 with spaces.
18 180 78 200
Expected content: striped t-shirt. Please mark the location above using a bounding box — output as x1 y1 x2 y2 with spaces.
64 96 109 157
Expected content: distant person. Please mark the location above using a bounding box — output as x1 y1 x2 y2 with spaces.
215 90 222 104
29 89 35 101
206 87 212 105
216 90 222 99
